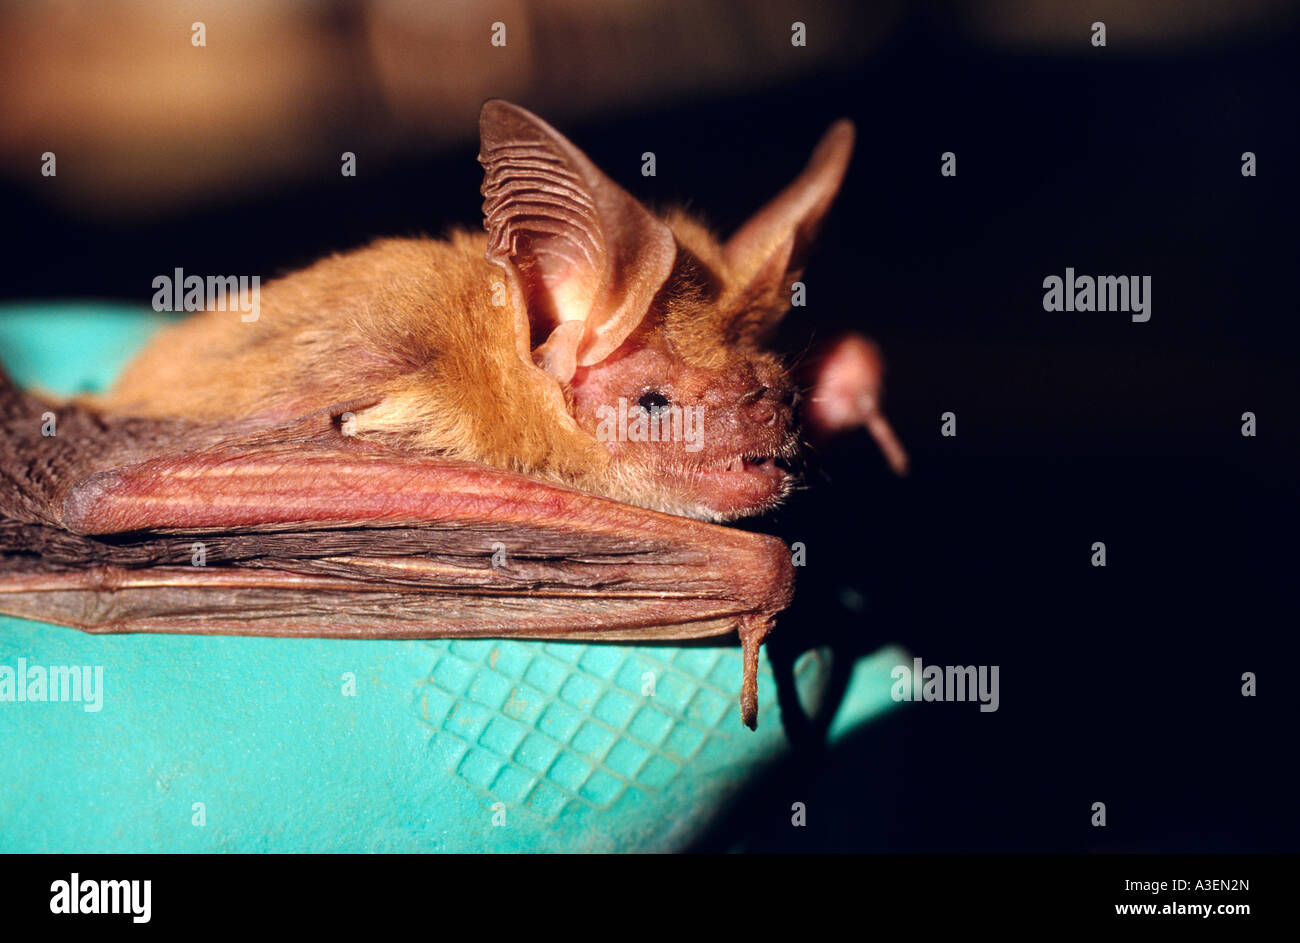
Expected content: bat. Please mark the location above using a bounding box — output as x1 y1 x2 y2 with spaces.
0 101 904 729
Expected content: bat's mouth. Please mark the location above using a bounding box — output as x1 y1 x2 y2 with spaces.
688 451 794 519
719 453 791 476
617 434 800 521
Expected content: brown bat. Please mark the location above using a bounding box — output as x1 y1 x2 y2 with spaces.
0 101 904 728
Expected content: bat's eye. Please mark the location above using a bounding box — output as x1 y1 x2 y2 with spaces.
637 390 672 416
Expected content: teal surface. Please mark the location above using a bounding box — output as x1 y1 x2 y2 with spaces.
0 305 905 852
0 303 178 393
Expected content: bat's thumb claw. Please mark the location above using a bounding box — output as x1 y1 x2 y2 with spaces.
738 616 773 731
740 687 759 731
865 409 910 477
803 333 909 476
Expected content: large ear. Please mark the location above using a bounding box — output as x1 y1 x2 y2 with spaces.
723 120 855 315
479 100 677 384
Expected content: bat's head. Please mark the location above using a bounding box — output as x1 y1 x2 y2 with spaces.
480 101 854 521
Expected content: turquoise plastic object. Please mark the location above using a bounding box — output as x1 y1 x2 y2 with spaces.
0 305 905 852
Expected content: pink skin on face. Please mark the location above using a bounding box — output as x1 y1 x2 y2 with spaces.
567 332 906 518
568 340 797 520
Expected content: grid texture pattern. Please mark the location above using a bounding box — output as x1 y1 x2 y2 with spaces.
415 639 745 820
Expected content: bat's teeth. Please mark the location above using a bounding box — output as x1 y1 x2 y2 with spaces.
714 454 784 473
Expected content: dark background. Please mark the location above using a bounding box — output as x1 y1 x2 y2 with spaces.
1 6 1295 852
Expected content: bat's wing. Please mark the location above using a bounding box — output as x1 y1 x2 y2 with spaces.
0 379 793 727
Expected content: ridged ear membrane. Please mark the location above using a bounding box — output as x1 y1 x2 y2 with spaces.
724 120 855 324
479 100 677 384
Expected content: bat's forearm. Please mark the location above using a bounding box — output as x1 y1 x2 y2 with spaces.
0 378 794 728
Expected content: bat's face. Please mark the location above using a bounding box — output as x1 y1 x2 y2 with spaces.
479 101 855 522
567 321 798 522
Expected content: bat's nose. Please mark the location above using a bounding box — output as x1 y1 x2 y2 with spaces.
741 385 794 427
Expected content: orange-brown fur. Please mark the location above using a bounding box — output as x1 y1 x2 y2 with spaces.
99 213 793 510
